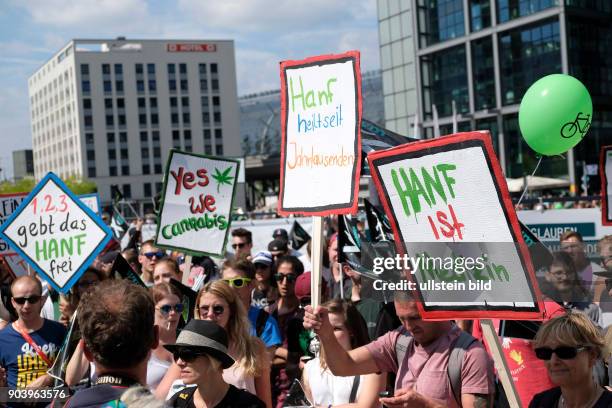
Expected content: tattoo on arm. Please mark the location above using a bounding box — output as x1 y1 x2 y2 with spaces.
472 394 489 408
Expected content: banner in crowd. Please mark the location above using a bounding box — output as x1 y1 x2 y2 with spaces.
289 220 311 250
3 253 29 278
364 198 394 242
0 173 113 293
361 119 417 177
78 193 101 216
601 145 612 226
110 253 146 287
155 150 240 257
0 192 27 255
368 131 542 319
278 51 362 216
519 221 553 272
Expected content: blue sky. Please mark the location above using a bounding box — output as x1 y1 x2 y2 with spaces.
0 0 380 179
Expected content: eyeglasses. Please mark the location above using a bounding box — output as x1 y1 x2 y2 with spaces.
534 346 588 360
13 296 42 305
143 251 166 259
157 303 184 316
274 273 296 283
231 242 247 249
223 277 251 288
199 304 225 316
172 348 205 363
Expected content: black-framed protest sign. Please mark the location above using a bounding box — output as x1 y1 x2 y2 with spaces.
278 51 362 216
155 149 240 258
368 132 543 320
0 173 113 293
601 145 612 226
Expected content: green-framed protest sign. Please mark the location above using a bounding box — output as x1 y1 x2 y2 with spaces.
154 149 240 258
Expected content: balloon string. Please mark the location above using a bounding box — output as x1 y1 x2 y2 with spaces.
516 156 543 207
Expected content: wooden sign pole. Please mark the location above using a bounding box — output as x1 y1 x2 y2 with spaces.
481 319 522 408
310 216 325 308
182 255 192 286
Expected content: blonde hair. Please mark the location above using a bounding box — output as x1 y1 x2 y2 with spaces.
604 326 612 360
195 280 265 377
533 311 605 359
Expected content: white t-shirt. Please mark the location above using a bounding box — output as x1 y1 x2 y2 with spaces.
304 357 362 406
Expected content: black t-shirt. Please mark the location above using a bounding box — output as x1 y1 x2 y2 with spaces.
167 384 265 408
528 387 612 408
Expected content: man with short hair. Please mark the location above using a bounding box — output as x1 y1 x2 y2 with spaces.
560 230 605 299
231 228 253 260
0 276 66 388
138 240 166 284
268 239 289 263
220 259 281 349
304 292 494 408
64 279 158 407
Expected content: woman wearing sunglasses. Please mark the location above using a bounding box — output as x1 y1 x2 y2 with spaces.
166 319 265 408
529 311 612 407
148 282 183 391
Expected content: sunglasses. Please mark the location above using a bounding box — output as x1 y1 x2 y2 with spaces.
231 242 247 249
157 303 184 316
143 251 166 259
13 296 42 305
223 277 251 288
274 273 296 283
199 304 225 316
172 348 205 363
534 346 588 360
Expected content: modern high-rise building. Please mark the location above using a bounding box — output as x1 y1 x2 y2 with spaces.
377 0 612 188
28 38 241 205
12 149 34 181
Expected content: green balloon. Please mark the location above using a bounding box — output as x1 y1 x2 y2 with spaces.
518 74 592 156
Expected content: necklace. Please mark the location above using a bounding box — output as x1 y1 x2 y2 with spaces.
559 386 603 408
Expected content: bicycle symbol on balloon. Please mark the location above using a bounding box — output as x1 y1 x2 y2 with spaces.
560 112 591 139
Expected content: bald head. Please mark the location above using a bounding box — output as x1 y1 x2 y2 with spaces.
11 275 42 297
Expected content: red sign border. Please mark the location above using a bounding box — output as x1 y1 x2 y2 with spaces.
600 145 612 226
277 51 362 216
367 131 544 320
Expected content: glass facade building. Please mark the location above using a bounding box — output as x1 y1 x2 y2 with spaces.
378 0 612 186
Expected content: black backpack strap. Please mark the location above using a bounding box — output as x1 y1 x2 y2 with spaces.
349 375 361 403
256 308 269 338
447 331 478 407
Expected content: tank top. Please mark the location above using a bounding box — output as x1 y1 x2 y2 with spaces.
147 353 172 391
304 357 361 406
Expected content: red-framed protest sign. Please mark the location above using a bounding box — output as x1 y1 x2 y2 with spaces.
368 131 543 320
601 145 612 226
278 51 362 216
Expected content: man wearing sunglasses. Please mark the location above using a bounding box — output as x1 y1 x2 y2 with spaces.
220 259 282 350
230 228 253 260
138 239 167 284
0 276 67 389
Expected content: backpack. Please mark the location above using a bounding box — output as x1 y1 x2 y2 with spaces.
255 308 269 338
394 327 477 407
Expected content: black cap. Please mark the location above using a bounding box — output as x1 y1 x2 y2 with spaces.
164 320 234 369
268 239 288 252
273 228 289 241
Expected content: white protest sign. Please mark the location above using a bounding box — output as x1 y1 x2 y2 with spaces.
278 51 362 216
4 253 29 278
79 193 101 215
602 146 612 226
0 173 113 293
155 150 239 257
0 193 28 255
368 132 542 320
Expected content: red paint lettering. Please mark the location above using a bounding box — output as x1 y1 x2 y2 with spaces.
196 169 209 187
184 172 196 190
170 167 185 195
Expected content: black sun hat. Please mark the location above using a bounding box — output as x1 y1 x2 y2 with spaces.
164 320 235 369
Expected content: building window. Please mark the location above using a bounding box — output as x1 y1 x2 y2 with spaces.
137 80 145 93
148 79 157 92
179 63 187 74
212 96 220 106
116 80 124 93
117 98 125 109
180 79 188 91
171 113 179 125
213 112 221 124
202 112 210 125
84 115 93 127
156 182 163 193
497 0 556 23
215 144 223 155
470 0 491 32
199 63 207 74
102 64 111 75
105 113 113 126
144 183 152 198
140 131 148 142
108 149 116 160
135 64 143 75
151 113 159 125
122 185 131 199
122 166 129 175
139 114 147 126
118 114 126 126
88 167 96 177
105 98 113 109
201 96 209 108
80 64 89 75
472 37 495 110
82 80 90 93
107 133 115 144
142 147 150 158
147 63 155 75
210 63 218 73
114 64 123 75
142 164 150 174
169 79 177 92
83 99 92 110
155 164 162 174
181 97 189 107
200 79 208 92
183 112 190 124
420 45 469 118
150 97 157 108
499 20 561 105
170 97 178 108
172 130 181 148
119 132 127 144
417 0 465 47
168 64 175 75
211 79 219 91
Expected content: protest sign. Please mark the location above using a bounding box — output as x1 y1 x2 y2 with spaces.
278 51 362 216
79 193 101 216
110 252 146 287
601 145 612 226
0 193 28 255
368 131 543 319
3 253 29 278
155 150 239 257
0 173 113 293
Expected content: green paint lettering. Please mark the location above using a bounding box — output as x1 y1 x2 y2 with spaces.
421 166 447 206
436 163 457 199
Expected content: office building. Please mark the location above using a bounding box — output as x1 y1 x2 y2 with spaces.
378 0 612 186
12 149 34 180
28 38 241 205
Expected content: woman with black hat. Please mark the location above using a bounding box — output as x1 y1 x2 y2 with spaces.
165 319 265 408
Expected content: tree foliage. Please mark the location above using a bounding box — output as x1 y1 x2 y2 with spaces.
0 176 97 195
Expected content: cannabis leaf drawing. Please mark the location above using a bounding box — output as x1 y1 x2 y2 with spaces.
212 167 234 193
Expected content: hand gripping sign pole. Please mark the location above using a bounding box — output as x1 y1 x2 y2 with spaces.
278 51 362 308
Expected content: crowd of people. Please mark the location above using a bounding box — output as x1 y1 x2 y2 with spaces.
0 216 612 407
